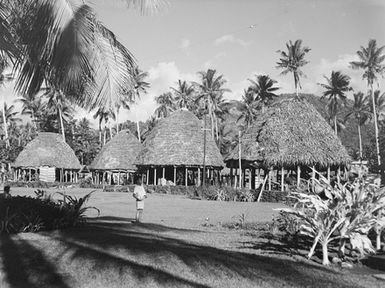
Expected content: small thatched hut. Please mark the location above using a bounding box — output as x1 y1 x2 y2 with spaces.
135 109 224 186
226 97 351 191
12 132 81 182
89 130 143 185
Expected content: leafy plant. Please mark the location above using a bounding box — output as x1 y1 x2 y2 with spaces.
277 171 385 265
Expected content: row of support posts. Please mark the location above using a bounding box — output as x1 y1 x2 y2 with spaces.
92 171 133 185
228 165 342 191
12 168 79 183
144 166 219 186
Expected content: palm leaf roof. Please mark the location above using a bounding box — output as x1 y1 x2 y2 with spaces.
13 132 81 169
227 97 351 168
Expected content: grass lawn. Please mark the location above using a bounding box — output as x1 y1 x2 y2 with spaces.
0 187 384 287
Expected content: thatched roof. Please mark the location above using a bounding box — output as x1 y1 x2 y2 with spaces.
135 109 224 168
13 132 81 169
226 97 351 168
89 130 142 171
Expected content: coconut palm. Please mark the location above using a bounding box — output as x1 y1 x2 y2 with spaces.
345 92 371 159
248 74 279 112
276 39 311 98
367 90 385 122
194 69 230 140
125 66 150 140
155 92 174 118
44 88 74 141
0 0 163 113
350 39 385 172
319 71 352 134
17 93 46 130
171 80 196 110
232 88 258 129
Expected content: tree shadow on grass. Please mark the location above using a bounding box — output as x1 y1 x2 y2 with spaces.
0 233 70 288
42 218 364 288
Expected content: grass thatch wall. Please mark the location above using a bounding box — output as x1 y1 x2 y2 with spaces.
13 132 81 169
227 97 351 168
135 109 224 168
89 130 142 171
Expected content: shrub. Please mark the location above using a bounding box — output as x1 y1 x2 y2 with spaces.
0 190 99 234
277 171 385 265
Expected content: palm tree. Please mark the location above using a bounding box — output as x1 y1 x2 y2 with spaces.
17 93 46 130
232 89 258 129
0 55 13 148
171 80 196 110
194 69 230 140
345 92 371 159
155 92 175 118
44 88 74 141
0 0 162 113
130 66 150 140
276 39 311 98
350 39 385 173
248 74 279 112
367 90 385 122
319 71 352 134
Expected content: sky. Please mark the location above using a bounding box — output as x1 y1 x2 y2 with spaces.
3 0 385 127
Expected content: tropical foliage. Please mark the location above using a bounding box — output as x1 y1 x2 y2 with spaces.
278 172 385 265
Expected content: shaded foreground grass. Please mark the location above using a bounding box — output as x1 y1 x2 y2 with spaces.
0 218 383 288
0 188 384 287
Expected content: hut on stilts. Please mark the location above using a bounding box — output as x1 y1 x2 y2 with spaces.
226 97 351 192
12 132 81 182
89 130 143 185
135 109 224 186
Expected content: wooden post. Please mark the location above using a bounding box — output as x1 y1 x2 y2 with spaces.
297 165 301 187
174 166 176 184
337 167 341 185
198 167 201 186
162 167 165 179
327 166 331 184
154 167 157 185
185 167 188 186
234 168 238 188
146 169 149 185
230 167 233 186
251 168 256 189
268 169 272 191
118 172 120 185
281 167 285 192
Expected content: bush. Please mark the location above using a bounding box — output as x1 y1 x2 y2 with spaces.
277 171 385 265
0 190 99 234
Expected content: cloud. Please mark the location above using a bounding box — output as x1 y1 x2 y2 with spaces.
214 34 250 47
122 62 199 122
180 38 190 50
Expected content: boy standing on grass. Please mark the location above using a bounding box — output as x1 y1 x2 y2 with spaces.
132 178 147 223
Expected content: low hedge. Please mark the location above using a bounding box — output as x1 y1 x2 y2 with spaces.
7 181 79 188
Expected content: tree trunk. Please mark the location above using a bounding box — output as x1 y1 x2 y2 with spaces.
58 108 65 142
137 121 141 141
376 228 382 251
334 116 338 135
370 84 382 172
294 73 299 99
116 107 119 134
322 242 330 265
2 101 9 148
98 120 102 145
358 122 363 160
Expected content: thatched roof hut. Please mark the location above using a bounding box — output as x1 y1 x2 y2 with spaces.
226 98 351 191
90 129 142 172
227 97 351 168
13 132 81 169
136 109 223 167
12 132 81 182
135 109 223 186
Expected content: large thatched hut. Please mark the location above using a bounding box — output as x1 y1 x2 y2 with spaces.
89 130 143 185
135 109 224 186
12 132 81 182
226 97 351 191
